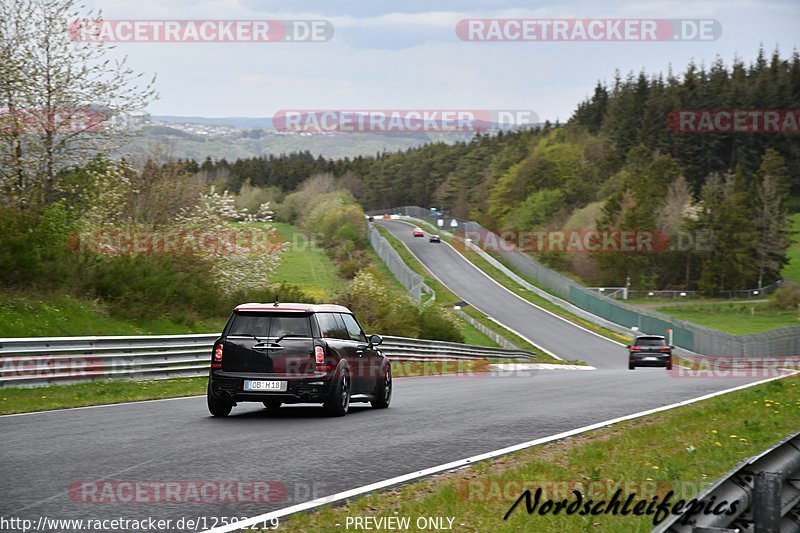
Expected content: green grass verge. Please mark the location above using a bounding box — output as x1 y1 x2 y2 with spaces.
374 225 557 358
283 375 800 532
0 293 226 337
0 377 207 414
652 302 799 334
0 360 491 415
271 222 346 300
781 213 800 283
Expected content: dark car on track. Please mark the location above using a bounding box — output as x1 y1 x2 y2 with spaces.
627 335 673 370
429 235 441 243
207 303 391 417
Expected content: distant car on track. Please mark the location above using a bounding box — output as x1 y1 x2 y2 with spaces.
429 235 441 243
627 335 672 370
207 303 391 417
412 227 424 237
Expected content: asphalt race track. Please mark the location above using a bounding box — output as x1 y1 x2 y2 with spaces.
0 219 768 530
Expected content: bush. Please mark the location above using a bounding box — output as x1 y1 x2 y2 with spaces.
243 282 318 305
335 270 464 342
80 254 220 320
335 270 418 337
0 204 82 289
417 305 464 343
769 282 800 309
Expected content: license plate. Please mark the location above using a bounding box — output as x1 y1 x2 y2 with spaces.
644 357 659 361
244 380 286 392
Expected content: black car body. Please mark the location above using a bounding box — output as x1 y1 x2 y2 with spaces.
627 335 673 370
207 303 391 417
429 235 441 243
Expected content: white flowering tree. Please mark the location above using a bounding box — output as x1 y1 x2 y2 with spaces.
0 0 157 208
176 187 285 294
78 160 135 228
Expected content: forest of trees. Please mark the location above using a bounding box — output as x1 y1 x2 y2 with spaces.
179 48 800 293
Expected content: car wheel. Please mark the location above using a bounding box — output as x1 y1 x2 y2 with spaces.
324 368 350 417
371 364 392 409
262 400 282 412
207 381 232 417
628 362 635 370
665 361 673 370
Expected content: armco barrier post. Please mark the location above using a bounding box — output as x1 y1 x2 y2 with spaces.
753 471 781 533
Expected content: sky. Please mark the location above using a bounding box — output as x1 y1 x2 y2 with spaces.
82 0 799 122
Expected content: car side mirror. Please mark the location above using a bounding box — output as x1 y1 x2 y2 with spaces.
670 345 675 349
368 334 383 347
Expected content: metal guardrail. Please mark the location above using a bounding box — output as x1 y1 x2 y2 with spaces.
0 334 535 388
454 309 523 350
654 429 800 532
367 225 435 303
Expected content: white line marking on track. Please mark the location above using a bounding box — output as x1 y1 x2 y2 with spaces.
202 371 797 533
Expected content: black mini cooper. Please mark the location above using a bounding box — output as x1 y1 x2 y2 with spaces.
207 303 391 417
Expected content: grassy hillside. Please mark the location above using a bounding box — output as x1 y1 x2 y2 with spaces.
0 223 343 338
652 302 798 334
270 222 346 300
0 293 227 337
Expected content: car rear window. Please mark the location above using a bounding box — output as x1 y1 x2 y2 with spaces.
228 313 312 338
635 337 667 347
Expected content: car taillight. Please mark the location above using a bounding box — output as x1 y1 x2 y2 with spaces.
315 345 334 371
212 344 223 369
630 346 640 351
660 347 671 352
315 346 325 365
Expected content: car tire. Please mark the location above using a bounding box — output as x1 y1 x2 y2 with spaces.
324 367 350 417
207 381 232 417
371 364 392 409
628 362 635 370
262 400 282 412
665 361 673 370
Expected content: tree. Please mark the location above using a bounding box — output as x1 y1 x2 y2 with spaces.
0 0 156 208
753 152 791 286
695 172 758 292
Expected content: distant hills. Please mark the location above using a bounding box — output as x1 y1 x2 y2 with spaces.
114 114 535 161
151 115 275 129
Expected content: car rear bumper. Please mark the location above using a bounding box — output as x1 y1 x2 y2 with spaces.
209 370 334 403
630 353 672 367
